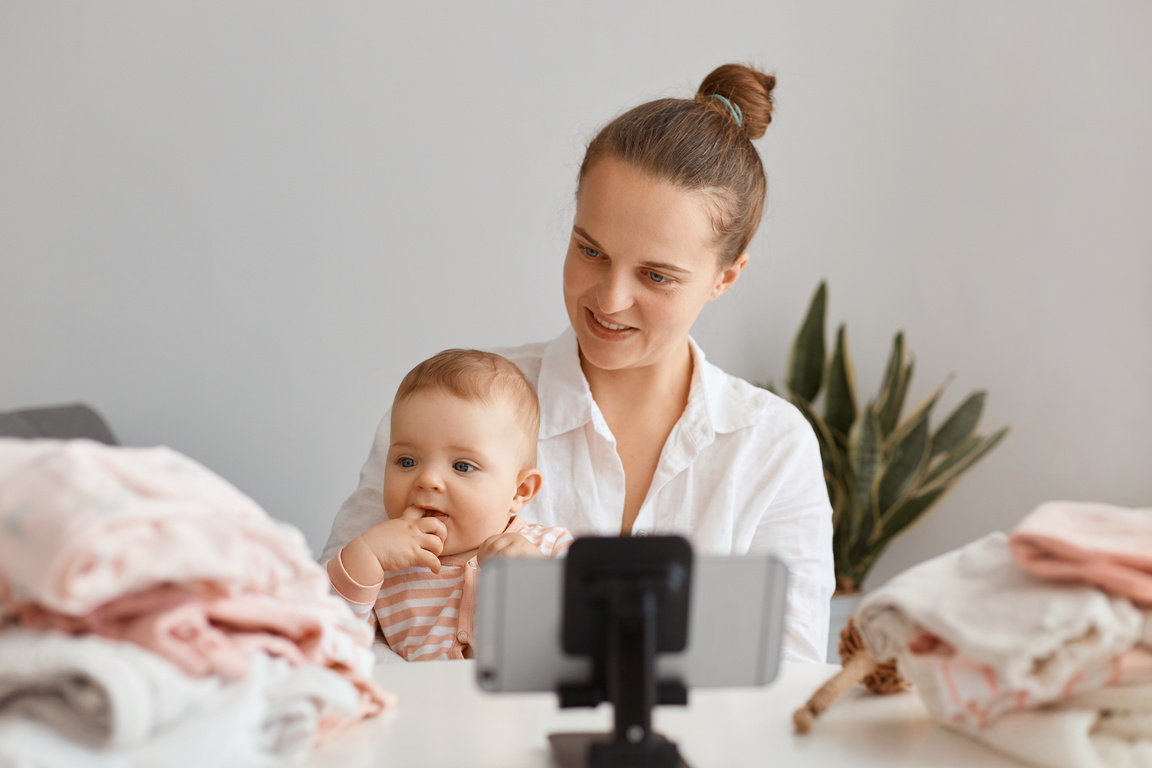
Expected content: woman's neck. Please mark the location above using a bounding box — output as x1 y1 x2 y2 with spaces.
580 340 694 421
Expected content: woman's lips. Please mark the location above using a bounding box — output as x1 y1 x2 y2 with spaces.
584 308 636 340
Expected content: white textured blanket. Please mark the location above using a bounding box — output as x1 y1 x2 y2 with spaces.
856 533 1141 700
0 631 360 767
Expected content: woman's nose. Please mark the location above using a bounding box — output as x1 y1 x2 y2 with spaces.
596 269 633 314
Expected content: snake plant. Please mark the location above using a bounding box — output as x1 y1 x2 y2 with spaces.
775 282 1009 593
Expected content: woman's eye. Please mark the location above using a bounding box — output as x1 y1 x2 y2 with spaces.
453 461 475 473
399 457 416 468
582 246 600 259
647 271 669 284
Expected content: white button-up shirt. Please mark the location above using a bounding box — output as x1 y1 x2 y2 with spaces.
322 329 834 663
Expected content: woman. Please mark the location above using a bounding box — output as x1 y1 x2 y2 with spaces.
322 63 834 663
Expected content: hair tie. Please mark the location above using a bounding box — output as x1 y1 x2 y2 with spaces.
710 94 743 127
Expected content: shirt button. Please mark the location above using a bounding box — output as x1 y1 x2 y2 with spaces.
635 529 648 537
468 561 479 569
457 630 470 641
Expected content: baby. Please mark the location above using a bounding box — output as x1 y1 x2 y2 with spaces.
326 349 572 661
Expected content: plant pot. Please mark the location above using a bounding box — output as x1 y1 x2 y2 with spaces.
827 592 863 663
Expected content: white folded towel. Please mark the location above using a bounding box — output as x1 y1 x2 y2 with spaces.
0 631 361 767
972 681 1152 768
856 533 1142 718
0 630 221 748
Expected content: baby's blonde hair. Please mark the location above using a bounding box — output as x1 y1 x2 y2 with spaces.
394 349 540 466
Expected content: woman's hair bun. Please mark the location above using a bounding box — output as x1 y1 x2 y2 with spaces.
698 63 776 141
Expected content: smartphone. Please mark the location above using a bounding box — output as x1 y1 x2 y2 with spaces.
475 553 788 693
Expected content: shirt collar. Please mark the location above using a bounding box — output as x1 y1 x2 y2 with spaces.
536 328 762 441
537 328 594 440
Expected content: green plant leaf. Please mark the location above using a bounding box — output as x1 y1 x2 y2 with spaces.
923 427 1010 489
824 324 857 438
874 333 907 438
875 414 931 514
829 473 851 529
847 403 881 552
883 378 949 455
786 282 826 403
924 434 977 484
827 472 852 580
892 358 914 432
930 391 986 457
876 485 949 550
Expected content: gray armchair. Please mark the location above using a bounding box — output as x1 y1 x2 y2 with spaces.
0 403 118 445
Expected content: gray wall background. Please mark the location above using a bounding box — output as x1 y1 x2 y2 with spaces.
2 1 1149 588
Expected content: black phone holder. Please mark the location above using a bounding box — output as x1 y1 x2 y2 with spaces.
550 536 693 768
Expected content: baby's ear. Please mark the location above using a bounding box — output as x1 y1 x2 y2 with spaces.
510 468 543 512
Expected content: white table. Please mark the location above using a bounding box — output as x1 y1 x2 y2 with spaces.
304 660 1029 767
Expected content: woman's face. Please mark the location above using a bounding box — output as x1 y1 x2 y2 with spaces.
563 158 747 376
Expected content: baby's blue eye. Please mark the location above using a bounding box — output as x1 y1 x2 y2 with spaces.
399 457 416 468
454 461 475 473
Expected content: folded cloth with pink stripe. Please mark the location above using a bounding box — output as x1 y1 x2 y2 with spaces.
853 501 1152 768
0 438 390 759
1009 500 1152 606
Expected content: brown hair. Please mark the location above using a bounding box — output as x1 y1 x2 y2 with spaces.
394 349 540 465
578 63 777 265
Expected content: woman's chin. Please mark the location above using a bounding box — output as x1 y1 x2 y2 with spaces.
575 328 643 370
577 342 635 373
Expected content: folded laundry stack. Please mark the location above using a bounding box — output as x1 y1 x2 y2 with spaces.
0 438 392 767
796 500 1152 768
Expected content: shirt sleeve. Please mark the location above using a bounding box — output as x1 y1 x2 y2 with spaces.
326 548 383 630
748 423 835 665
320 407 393 566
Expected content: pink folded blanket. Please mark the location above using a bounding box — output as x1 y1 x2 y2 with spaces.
0 438 390 729
10 585 388 724
1008 501 1152 605
0 439 326 615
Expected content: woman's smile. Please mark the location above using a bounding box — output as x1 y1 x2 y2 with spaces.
585 308 637 338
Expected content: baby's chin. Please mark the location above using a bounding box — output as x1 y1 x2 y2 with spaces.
440 534 482 560
443 549 478 561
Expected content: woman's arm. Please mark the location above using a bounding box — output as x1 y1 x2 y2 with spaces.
747 425 835 665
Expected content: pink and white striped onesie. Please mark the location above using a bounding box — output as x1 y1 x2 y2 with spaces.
326 515 571 661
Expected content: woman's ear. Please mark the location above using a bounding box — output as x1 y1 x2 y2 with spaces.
708 252 749 301
510 468 543 513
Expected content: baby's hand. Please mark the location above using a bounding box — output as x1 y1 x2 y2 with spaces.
357 507 447 573
477 531 543 566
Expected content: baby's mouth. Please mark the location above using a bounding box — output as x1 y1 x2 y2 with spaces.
419 508 449 520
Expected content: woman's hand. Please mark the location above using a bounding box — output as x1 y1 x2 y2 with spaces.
476 531 543 566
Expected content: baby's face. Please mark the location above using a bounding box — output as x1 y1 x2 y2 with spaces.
383 391 528 557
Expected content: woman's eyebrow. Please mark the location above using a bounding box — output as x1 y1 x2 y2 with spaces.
642 260 691 276
573 226 607 253
574 226 691 275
